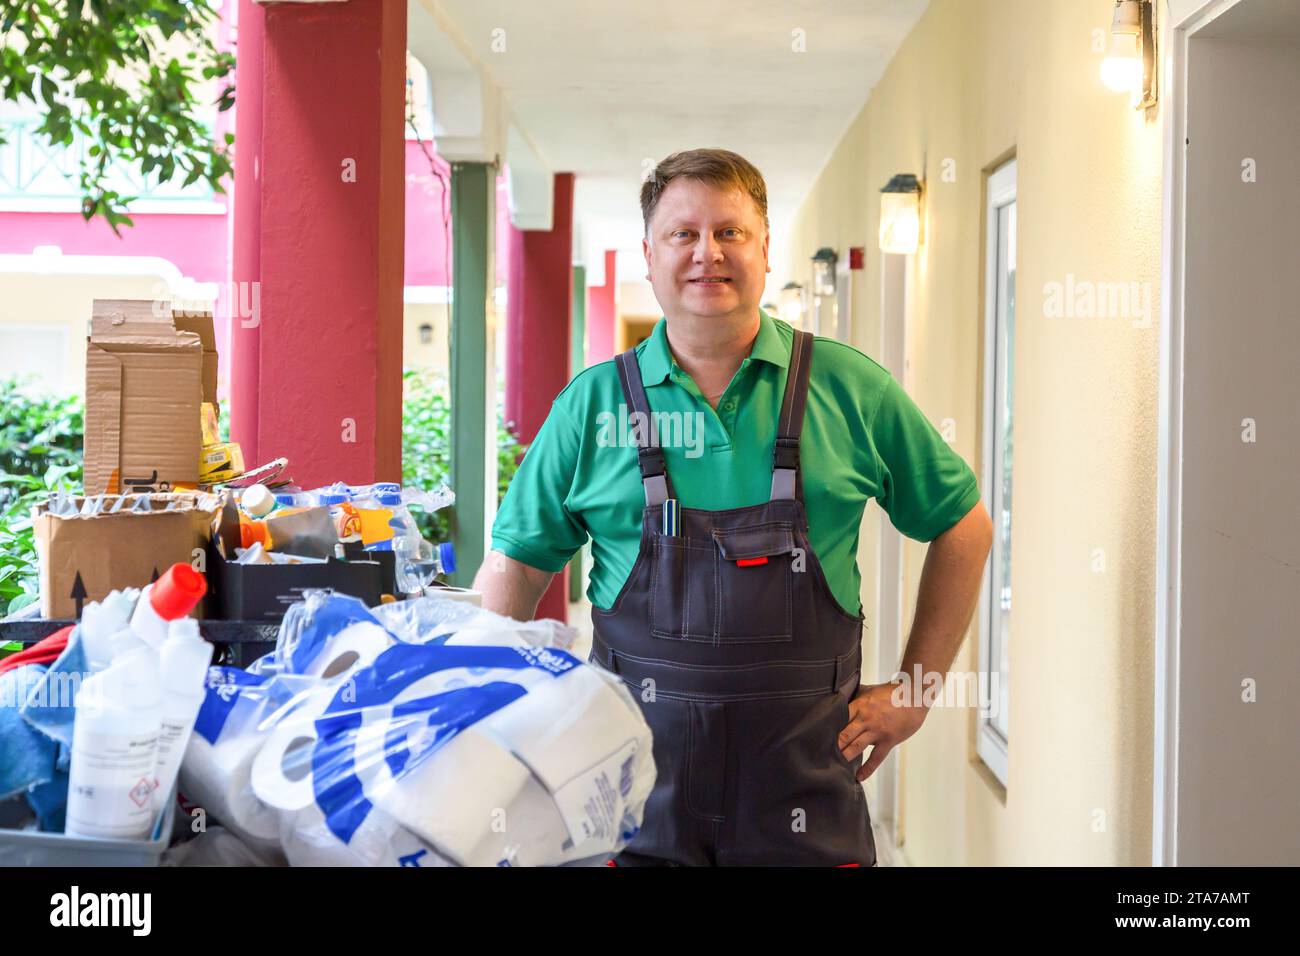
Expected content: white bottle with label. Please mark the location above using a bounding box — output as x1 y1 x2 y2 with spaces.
152 618 213 814
65 648 162 841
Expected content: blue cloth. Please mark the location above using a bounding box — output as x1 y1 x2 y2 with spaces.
0 664 58 800
13 628 89 830
19 625 88 773
27 772 68 832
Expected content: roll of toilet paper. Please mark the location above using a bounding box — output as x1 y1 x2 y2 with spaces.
180 730 281 846
476 665 654 854
479 664 647 790
364 725 535 866
303 621 391 680
248 685 338 812
251 723 319 811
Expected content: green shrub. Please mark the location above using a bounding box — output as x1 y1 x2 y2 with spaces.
0 378 84 614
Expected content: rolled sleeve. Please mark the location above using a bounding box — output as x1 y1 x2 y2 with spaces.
871 376 982 542
490 403 589 573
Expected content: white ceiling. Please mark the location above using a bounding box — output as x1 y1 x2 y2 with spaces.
427 0 928 284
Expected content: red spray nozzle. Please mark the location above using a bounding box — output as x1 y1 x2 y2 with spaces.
149 563 208 621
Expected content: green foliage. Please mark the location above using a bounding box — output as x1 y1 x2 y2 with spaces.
401 368 525 544
0 0 235 233
0 380 84 614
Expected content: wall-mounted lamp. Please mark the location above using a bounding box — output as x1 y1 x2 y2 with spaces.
418 322 433 345
811 247 838 296
1101 0 1157 108
879 174 922 255
779 281 805 327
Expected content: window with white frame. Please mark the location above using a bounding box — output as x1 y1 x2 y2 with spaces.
978 158 1016 786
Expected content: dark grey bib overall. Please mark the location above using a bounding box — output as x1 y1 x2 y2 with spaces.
592 330 877 867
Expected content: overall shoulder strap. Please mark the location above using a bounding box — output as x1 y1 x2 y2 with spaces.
771 329 814 502
615 348 673 507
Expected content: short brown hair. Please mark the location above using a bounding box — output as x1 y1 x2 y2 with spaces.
640 148 769 236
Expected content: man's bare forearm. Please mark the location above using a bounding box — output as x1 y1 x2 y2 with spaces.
897 503 994 695
472 550 556 620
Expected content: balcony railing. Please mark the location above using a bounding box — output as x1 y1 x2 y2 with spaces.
0 114 224 213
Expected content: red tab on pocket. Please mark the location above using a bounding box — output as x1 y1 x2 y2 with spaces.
736 557 769 567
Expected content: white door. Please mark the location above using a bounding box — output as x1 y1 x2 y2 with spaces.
1157 0 1300 865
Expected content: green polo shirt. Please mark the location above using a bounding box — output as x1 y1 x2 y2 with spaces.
491 309 981 615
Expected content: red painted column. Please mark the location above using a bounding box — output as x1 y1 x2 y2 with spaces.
586 250 618 362
504 173 575 622
231 0 405 488
229 0 264 462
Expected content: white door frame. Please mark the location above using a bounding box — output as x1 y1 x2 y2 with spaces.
1154 0 1250 868
874 250 909 850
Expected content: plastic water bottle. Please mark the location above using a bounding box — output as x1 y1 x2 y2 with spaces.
386 497 456 593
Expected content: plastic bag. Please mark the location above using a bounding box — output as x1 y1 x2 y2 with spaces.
372 594 577 651
178 591 653 866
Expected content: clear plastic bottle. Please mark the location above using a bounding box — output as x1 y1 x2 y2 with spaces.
393 533 457 594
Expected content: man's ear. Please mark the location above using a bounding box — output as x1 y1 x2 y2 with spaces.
763 228 771 272
643 235 652 280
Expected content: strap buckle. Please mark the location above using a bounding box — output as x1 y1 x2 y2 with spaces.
773 436 800 472
637 446 666 479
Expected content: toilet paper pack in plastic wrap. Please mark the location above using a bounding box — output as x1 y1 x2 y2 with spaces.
178 591 655 866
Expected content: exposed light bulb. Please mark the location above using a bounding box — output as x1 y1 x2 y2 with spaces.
1101 30 1141 93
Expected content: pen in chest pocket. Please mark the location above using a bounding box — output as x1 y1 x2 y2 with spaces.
661 498 679 537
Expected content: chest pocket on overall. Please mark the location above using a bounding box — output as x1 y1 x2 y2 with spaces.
650 520 795 643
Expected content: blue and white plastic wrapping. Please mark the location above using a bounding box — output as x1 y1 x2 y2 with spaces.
177 591 655 866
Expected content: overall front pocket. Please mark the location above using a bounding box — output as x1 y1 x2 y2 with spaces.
650 535 719 641
712 522 796 643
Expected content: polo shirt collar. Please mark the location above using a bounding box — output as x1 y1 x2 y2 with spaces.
638 308 790 386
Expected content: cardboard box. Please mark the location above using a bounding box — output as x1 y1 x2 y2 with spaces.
83 299 206 495
33 493 223 619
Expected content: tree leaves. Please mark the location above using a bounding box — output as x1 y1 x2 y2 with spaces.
0 0 236 230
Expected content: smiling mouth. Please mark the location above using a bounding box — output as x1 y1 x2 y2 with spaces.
689 278 731 284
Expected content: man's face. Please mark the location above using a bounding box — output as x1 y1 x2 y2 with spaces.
643 177 770 324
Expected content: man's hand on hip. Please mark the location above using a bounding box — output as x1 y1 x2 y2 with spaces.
838 681 928 783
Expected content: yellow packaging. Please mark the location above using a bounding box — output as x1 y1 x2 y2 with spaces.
357 506 395 547
200 441 244 483
200 402 221 446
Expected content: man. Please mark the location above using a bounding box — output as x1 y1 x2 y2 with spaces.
474 148 992 866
